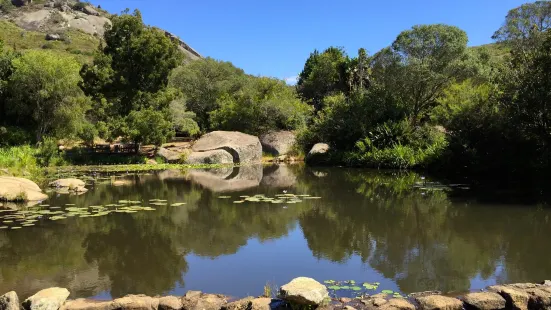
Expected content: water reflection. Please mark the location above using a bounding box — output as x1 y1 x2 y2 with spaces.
0 165 550 299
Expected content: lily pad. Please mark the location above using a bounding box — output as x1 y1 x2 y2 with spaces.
327 285 341 290
0 226 8 229
381 290 394 294
351 286 362 291
11 226 22 229
324 280 336 284
171 203 187 207
218 196 231 199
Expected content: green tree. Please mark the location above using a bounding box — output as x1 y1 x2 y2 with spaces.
493 1 551 42
168 58 247 130
126 109 174 147
296 47 350 111
372 24 470 125
6 50 90 141
169 98 200 137
209 77 311 135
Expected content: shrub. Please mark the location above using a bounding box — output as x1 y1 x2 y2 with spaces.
0 126 33 146
35 137 65 167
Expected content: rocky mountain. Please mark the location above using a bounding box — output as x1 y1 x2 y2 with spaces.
0 0 201 62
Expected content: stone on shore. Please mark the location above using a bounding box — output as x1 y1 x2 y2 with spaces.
23 287 70 310
60 299 115 310
488 285 529 310
181 291 227 310
463 292 506 310
279 277 329 306
158 296 183 310
49 179 86 188
222 297 253 310
0 291 19 310
192 131 262 164
186 150 233 165
260 131 296 156
0 176 48 202
112 295 159 310
379 298 415 310
305 143 330 166
157 147 182 163
415 295 463 310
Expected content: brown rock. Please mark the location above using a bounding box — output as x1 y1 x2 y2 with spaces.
463 292 505 310
158 296 183 310
488 285 529 310
339 298 352 304
379 298 415 310
222 297 253 310
250 298 272 310
279 277 329 306
343 306 356 310
23 287 71 310
0 291 19 310
415 295 463 310
60 299 115 310
182 292 227 310
523 287 551 310
373 298 388 307
112 295 159 310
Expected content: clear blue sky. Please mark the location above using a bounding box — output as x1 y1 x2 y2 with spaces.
92 0 528 84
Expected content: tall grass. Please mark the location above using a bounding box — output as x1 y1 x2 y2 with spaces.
0 145 40 177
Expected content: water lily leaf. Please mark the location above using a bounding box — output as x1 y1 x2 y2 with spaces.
374 282 381 285
218 196 231 199
340 286 350 290
171 203 187 207
3 220 13 223
381 290 393 294
0 226 8 229
11 226 22 229
351 286 362 291
327 286 341 290
324 280 336 284
22 224 35 227
50 216 67 221
233 201 245 204
363 283 376 290
65 204 76 206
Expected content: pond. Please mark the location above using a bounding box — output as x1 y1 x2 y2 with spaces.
0 164 550 300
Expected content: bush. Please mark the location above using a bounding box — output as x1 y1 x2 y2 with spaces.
35 137 65 167
78 122 97 146
0 126 33 146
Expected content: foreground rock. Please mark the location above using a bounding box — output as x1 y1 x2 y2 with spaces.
112 295 159 310
186 150 233 165
192 131 262 164
60 299 114 310
158 296 182 310
0 291 19 310
488 285 530 310
415 295 463 310
279 277 329 306
23 287 70 310
380 298 416 310
0 176 48 202
463 292 506 310
305 143 330 166
260 131 296 156
181 291 227 310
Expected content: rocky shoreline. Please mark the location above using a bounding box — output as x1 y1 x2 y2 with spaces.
3 278 551 310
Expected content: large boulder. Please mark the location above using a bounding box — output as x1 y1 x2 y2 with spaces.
60 299 115 310
488 285 529 310
186 150 233 165
112 295 158 310
463 292 506 310
305 143 330 166
192 131 262 164
157 147 182 163
415 295 463 310
181 291 227 310
82 5 99 16
279 277 329 306
260 131 296 156
0 177 48 202
23 287 70 310
0 291 19 310
158 296 182 310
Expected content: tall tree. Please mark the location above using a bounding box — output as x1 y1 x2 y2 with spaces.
296 47 349 111
493 1 551 42
371 24 470 125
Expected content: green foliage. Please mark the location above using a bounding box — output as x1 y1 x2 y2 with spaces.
493 1 551 42
169 98 200 136
168 57 247 130
35 137 65 167
0 126 33 146
78 122 97 146
126 109 174 146
0 145 38 175
0 0 15 12
6 50 90 141
209 77 310 135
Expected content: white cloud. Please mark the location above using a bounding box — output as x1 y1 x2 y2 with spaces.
284 76 298 85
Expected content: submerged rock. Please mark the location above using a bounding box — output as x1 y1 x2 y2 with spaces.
463 292 506 310
305 143 330 166
23 287 70 310
0 176 48 202
192 131 262 164
260 131 296 156
112 295 159 310
0 291 19 310
279 277 329 306
415 295 463 310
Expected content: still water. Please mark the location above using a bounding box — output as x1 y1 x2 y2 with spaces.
0 164 550 299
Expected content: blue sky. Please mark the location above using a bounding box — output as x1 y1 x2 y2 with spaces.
92 0 528 84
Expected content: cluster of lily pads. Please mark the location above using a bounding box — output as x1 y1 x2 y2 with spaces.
218 193 322 204
0 199 186 231
323 280 404 298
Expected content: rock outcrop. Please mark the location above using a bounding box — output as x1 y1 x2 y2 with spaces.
60 299 114 310
415 295 463 310
181 291 227 310
157 147 182 164
305 143 330 165
0 176 48 202
463 292 506 310
112 295 158 310
260 131 296 156
0 291 19 310
186 150 233 165
191 131 262 164
23 287 70 310
279 277 329 306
